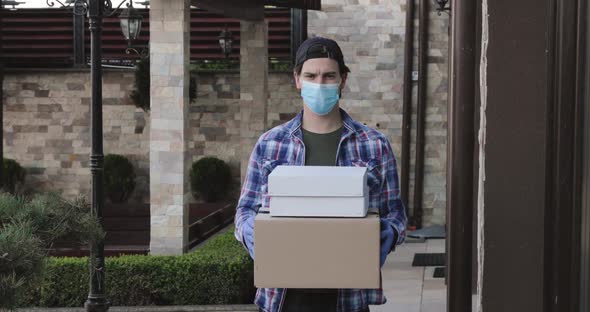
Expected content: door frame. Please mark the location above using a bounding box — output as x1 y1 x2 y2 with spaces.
448 0 586 311
544 0 585 310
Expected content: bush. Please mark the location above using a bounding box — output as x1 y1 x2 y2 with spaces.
24 229 255 307
130 57 197 112
190 157 233 203
0 221 44 309
104 154 136 203
2 158 25 195
0 193 103 309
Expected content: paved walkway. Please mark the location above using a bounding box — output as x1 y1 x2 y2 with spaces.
371 238 447 312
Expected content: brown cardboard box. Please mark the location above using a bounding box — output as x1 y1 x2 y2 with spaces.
254 210 380 289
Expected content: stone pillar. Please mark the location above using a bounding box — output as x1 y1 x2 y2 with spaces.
149 0 191 255
240 19 268 180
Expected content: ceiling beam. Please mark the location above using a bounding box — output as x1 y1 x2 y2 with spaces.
191 0 321 20
191 0 265 21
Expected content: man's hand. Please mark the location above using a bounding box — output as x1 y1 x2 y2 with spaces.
380 220 395 267
243 217 255 259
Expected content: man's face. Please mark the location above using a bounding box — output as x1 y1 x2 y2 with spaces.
294 58 347 91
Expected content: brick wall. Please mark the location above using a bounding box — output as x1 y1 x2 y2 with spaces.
1 70 300 205
2 70 150 202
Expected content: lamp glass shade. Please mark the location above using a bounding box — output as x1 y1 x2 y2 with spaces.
129 18 142 41
119 8 143 42
218 30 233 56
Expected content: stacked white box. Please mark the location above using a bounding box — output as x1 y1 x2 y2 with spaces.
268 166 369 217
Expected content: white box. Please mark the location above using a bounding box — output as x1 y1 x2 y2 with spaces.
268 166 367 197
269 188 369 217
268 166 369 217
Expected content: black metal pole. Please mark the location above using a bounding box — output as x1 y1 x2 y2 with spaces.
0 2 4 191
290 8 307 66
84 0 109 311
447 0 475 310
413 0 429 229
400 0 415 222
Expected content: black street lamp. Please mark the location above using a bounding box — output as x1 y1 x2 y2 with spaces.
84 2 108 311
218 27 233 59
119 4 142 42
45 0 141 311
119 3 148 58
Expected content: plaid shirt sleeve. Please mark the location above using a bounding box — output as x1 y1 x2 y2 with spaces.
377 137 407 248
234 138 264 253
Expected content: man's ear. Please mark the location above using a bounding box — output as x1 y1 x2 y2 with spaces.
340 73 348 92
294 72 302 90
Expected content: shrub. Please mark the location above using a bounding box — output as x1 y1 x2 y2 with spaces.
130 57 197 112
104 154 136 203
0 193 103 310
190 157 233 203
24 229 255 307
0 221 44 309
2 158 25 195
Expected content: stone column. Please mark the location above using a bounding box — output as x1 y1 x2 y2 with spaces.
240 19 269 180
149 0 191 255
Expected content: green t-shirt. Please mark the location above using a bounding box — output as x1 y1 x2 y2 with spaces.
302 126 343 166
298 126 342 295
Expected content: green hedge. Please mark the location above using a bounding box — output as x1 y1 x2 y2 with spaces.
26 229 254 307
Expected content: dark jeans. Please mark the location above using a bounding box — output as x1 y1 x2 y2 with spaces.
258 289 370 312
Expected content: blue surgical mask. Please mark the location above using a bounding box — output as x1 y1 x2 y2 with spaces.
300 80 341 116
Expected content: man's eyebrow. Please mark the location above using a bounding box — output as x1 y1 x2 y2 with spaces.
302 71 337 75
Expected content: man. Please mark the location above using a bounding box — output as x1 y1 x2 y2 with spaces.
234 37 407 312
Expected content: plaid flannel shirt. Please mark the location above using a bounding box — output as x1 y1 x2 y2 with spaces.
234 109 407 312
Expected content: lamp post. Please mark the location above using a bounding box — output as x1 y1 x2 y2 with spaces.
85 2 107 311
45 1 141 311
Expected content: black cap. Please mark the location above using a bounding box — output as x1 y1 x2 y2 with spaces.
295 37 350 73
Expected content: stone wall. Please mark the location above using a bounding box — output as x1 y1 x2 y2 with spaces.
1 69 299 203
191 72 300 175
308 0 449 226
2 70 150 202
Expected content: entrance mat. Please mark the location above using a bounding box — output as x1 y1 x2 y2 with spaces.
407 225 446 239
412 253 446 267
433 267 445 278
